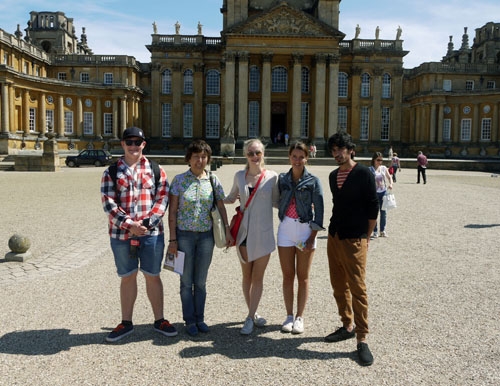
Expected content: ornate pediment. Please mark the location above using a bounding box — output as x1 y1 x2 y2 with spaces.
226 3 337 37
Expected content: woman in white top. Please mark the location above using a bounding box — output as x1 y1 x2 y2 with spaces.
369 152 393 238
225 139 279 335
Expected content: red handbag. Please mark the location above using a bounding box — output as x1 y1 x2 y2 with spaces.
228 171 265 247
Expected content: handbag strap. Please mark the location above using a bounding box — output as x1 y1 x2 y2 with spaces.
209 172 217 210
243 170 265 212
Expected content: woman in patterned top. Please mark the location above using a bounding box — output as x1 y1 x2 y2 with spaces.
167 140 232 337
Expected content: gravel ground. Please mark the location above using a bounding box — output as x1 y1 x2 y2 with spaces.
0 164 499 385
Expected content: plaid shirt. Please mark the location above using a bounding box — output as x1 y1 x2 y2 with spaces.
101 156 168 240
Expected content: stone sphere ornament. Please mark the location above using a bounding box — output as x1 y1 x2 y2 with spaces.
8 234 31 253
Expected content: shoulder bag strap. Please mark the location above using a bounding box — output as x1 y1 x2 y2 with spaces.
243 170 266 212
209 172 217 210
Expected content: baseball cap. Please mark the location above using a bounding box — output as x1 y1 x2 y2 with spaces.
122 127 145 140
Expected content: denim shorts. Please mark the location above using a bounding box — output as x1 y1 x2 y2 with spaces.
277 216 317 249
110 234 165 277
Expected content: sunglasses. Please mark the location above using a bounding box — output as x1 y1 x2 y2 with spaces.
247 151 263 157
124 139 144 146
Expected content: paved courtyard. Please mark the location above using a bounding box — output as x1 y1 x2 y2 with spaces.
0 163 499 385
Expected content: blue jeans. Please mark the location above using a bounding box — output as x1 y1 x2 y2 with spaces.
177 229 215 325
374 191 387 234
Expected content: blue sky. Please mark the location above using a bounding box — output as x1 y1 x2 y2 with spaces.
1 0 499 68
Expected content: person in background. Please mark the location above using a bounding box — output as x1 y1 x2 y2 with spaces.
101 127 177 342
324 131 378 367
167 140 232 337
309 143 317 158
417 151 428 184
391 152 401 182
369 152 393 238
277 142 324 334
225 139 279 335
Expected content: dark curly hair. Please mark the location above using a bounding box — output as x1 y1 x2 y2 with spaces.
185 139 212 164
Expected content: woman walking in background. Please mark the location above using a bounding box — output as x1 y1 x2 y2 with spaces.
391 152 401 182
277 142 324 334
168 140 232 337
225 139 279 335
369 152 393 238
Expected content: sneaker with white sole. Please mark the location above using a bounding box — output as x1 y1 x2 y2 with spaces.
281 315 294 333
380 231 388 237
106 322 134 342
370 232 378 239
240 317 254 335
292 316 304 334
254 314 267 328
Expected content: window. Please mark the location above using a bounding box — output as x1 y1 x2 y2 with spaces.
481 118 491 141
381 107 390 140
206 104 220 138
338 72 348 98
443 79 452 91
24 62 29 74
80 73 90 83
83 112 93 135
272 66 288 93
301 67 310 94
58 72 67 81
46 110 54 132
361 73 370 98
300 102 309 138
465 80 474 91
162 69 172 94
248 101 260 137
183 103 193 137
338 106 347 131
249 66 260 93
487 80 495 89
382 73 392 99
3 52 7 65
64 111 74 134
103 113 113 135
103 73 113 85
162 103 172 137
460 119 471 141
183 69 193 95
206 70 220 96
443 119 451 141
29 108 36 132
360 107 370 140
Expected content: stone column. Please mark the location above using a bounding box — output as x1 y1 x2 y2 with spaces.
172 62 183 137
453 104 460 142
261 52 273 140
492 103 498 142
39 93 46 134
437 104 445 143
96 97 102 138
76 97 83 136
372 67 383 141
22 90 30 135
1 83 10 134
113 97 119 139
194 63 204 138
314 53 327 142
224 51 236 136
57 95 65 137
120 96 127 133
150 62 161 137
430 103 437 143
472 103 479 142
328 53 340 138
291 53 303 140
238 52 249 139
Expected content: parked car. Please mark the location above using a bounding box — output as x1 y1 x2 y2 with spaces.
65 149 113 167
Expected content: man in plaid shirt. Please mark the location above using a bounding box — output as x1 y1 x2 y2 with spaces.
101 126 177 342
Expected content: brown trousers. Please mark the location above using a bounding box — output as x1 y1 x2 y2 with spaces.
327 233 369 341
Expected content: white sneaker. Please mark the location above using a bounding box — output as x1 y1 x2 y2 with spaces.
292 316 304 334
380 231 388 237
254 314 267 328
281 315 294 333
240 317 254 335
370 232 378 239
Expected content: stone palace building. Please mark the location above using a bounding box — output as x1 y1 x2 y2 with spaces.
1 0 500 158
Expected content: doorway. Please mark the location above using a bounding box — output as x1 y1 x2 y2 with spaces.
271 102 287 145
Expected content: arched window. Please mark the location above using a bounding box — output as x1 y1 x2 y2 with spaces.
249 66 260 92
161 69 172 94
183 69 193 95
361 72 371 98
382 73 392 98
272 66 288 93
206 70 220 96
301 67 310 94
338 72 348 98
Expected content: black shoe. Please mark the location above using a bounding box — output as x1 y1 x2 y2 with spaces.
106 322 134 342
357 342 374 366
324 326 355 343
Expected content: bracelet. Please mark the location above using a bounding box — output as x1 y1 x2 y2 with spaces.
168 239 177 243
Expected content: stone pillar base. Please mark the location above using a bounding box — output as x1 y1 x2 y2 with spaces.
5 251 32 262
